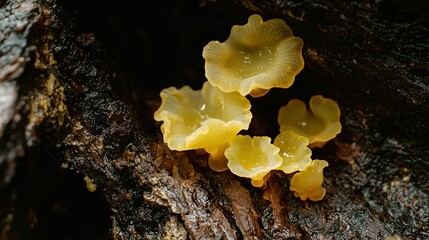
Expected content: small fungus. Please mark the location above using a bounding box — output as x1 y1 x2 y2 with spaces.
289 160 329 201
274 130 312 174
202 14 304 97
225 135 282 187
278 95 341 146
84 176 97 192
154 82 252 164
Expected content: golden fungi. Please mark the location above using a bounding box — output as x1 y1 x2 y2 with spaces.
153 82 252 159
154 14 341 203
203 14 304 97
225 135 282 187
278 95 341 145
289 160 328 201
274 130 312 174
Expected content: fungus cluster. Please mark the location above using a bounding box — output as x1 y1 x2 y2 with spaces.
154 14 341 202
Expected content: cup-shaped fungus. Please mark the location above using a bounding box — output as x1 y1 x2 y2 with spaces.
202 14 304 97
225 135 282 187
289 160 329 201
278 95 341 146
274 130 312 174
154 81 252 169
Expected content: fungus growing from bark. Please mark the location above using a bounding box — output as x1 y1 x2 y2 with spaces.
224 135 282 187
273 130 312 174
289 160 329 201
202 14 304 97
154 15 339 202
153 82 252 166
278 95 341 146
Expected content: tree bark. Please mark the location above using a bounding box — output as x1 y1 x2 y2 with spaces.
1 0 428 239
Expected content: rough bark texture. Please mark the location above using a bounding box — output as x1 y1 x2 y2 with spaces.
0 0 428 239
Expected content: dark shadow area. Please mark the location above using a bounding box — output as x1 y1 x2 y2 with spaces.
59 0 254 93
7 148 111 240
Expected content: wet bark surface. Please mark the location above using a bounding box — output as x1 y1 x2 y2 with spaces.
0 0 428 239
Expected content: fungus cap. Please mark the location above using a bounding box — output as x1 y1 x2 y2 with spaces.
278 95 341 144
154 81 252 151
225 135 282 186
274 130 312 174
203 14 304 97
289 160 328 201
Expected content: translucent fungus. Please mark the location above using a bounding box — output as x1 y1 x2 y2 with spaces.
206 142 230 172
202 14 304 97
274 130 312 174
289 160 329 201
251 172 272 187
278 95 341 145
225 135 282 187
153 82 252 166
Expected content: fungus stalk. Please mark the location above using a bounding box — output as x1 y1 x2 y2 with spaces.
205 142 230 172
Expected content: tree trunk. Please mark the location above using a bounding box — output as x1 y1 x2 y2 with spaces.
1 0 428 239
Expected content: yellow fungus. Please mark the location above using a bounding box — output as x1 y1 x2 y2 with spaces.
84 176 97 192
203 14 304 97
154 81 252 164
289 160 328 201
206 142 229 172
250 172 272 187
151 13 338 205
225 135 282 187
274 130 312 173
278 95 341 145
